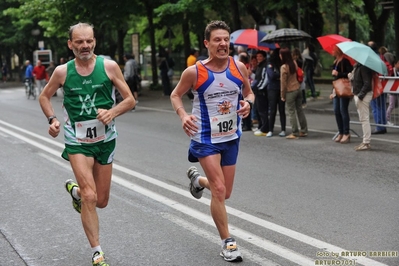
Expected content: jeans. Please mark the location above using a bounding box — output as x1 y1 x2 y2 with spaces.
355 92 372 144
370 94 386 131
268 89 286 132
305 68 316 98
255 91 269 133
286 90 307 134
333 96 351 135
386 94 397 122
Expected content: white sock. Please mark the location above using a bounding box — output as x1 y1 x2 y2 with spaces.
72 187 80 200
92 245 102 254
193 176 202 188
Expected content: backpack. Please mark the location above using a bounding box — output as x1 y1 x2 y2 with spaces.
296 67 304 83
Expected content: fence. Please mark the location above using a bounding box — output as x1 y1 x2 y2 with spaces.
350 76 399 130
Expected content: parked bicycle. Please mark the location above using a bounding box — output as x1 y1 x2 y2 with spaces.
25 78 36 100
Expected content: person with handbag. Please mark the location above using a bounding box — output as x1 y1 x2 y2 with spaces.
280 47 308 139
329 45 353 144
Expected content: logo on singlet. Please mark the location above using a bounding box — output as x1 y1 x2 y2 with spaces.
82 79 92 84
217 100 232 115
79 93 98 115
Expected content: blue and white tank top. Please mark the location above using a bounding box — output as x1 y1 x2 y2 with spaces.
191 57 244 144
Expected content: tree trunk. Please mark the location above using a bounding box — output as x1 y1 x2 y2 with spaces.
348 19 357 42
394 0 399 57
230 0 241 31
117 29 126 65
246 4 265 27
182 15 191 66
363 0 391 46
145 2 158 85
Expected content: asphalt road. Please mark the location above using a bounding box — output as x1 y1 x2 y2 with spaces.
0 83 398 266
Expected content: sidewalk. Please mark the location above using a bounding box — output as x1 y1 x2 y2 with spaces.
0 79 361 117
138 79 346 116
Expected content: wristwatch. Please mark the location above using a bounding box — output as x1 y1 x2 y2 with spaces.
245 99 253 107
48 115 57 124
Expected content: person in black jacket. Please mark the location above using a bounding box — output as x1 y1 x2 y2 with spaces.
159 50 175 96
350 62 373 151
252 50 269 136
266 48 286 137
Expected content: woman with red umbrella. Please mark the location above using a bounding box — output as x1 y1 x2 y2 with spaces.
329 45 353 144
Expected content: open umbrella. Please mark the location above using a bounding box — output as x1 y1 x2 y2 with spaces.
336 41 388 75
317 34 351 55
260 28 312 43
230 29 279 51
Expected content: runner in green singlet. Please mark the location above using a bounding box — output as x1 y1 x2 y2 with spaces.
39 22 135 266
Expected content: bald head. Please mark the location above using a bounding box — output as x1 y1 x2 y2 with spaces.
68 22 94 41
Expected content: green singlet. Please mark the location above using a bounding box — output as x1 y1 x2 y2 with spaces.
62 56 117 146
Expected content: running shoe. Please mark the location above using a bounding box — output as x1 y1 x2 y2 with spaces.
92 251 109 266
186 166 204 199
65 179 81 213
220 237 243 262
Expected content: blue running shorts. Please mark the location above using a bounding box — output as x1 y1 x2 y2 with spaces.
188 138 240 166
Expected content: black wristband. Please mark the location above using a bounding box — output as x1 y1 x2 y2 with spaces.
48 115 57 124
245 99 253 109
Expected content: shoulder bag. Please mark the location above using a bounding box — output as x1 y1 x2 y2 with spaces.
332 62 353 98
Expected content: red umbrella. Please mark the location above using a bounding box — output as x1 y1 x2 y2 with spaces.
317 34 351 55
230 29 279 51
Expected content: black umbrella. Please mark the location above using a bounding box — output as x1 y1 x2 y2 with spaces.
260 28 312 43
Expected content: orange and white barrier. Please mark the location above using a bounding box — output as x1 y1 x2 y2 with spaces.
381 76 399 94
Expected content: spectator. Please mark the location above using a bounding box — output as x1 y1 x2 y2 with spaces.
32 60 47 94
123 53 139 104
329 45 353 144
252 50 270 136
368 42 387 134
379 46 395 68
350 60 373 151
302 43 318 100
186 49 199 67
267 48 286 137
59 57 66 65
186 49 199 101
386 58 399 125
159 50 174 96
280 47 308 139
2 63 8 82
46 61 57 96
46 61 56 78
249 54 258 126
238 52 253 131
292 48 306 108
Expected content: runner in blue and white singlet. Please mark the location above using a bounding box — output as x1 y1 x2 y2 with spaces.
191 57 244 144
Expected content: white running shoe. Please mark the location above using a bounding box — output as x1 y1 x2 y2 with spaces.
186 166 204 199
220 237 243 262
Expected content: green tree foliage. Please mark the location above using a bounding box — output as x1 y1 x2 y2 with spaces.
1 0 395 83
